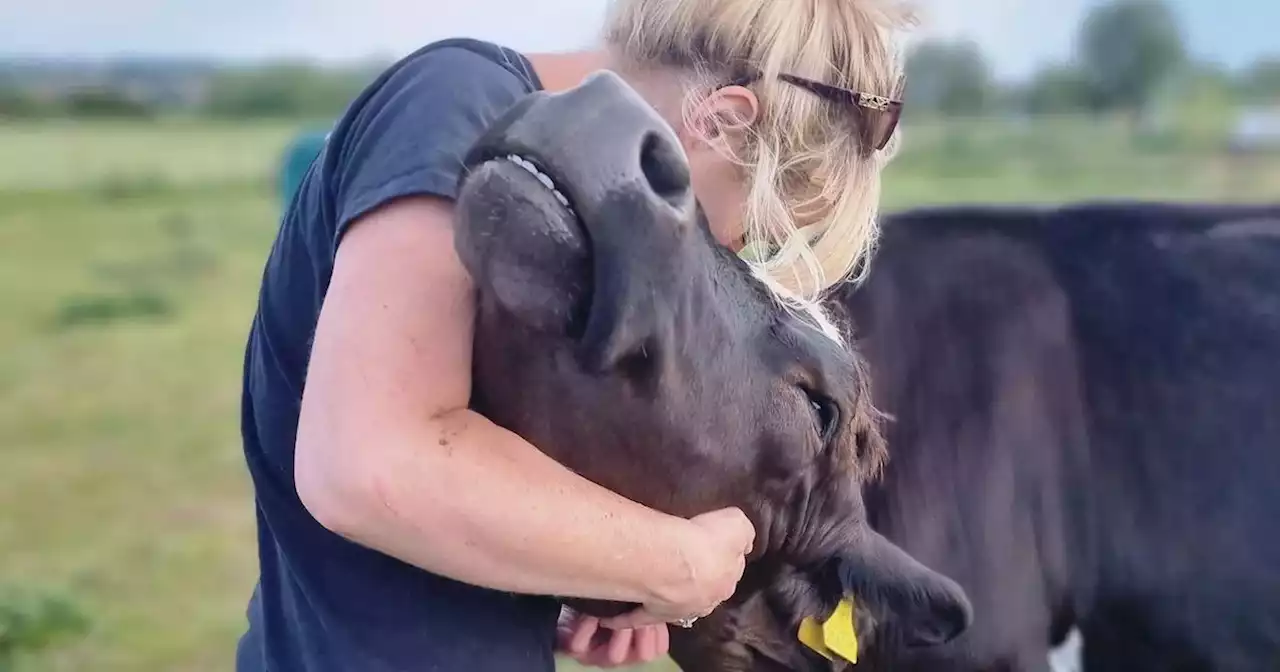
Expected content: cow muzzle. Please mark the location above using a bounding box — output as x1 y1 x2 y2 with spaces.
455 70 696 340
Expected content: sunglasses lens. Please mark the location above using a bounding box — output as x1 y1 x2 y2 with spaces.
867 106 901 151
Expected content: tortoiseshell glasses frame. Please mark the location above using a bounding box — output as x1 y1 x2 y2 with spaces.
726 71 905 156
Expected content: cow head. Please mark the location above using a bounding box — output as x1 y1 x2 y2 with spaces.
454 70 971 668
667 556 972 671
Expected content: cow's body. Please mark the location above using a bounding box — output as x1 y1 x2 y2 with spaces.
836 201 1280 671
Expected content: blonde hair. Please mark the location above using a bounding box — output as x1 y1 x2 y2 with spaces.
603 0 914 343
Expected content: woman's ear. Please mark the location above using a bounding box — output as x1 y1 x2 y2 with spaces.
685 85 759 147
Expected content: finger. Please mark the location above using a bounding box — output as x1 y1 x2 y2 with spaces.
607 627 634 666
635 625 660 662
558 605 578 627
599 608 665 630
555 608 580 652
709 507 755 554
657 623 670 655
568 615 600 655
734 510 757 554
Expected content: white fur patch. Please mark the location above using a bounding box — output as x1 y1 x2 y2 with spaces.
1048 627 1083 672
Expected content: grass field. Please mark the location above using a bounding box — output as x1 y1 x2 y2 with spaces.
1 117 1275 672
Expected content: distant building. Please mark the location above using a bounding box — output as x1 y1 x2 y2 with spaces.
1229 104 1280 152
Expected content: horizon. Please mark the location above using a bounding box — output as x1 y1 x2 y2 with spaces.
2 0 1276 82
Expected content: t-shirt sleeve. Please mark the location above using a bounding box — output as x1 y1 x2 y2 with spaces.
329 45 535 244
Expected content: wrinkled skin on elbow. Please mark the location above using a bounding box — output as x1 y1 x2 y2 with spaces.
453 71 971 670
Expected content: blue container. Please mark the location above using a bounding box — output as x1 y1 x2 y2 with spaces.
278 128 330 207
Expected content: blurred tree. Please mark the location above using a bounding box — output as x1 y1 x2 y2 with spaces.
62 87 155 118
1024 64 1094 114
903 40 995 116
1238 56 1280 102
0 87 51 118
203 62 374 119
1077 0 1188 117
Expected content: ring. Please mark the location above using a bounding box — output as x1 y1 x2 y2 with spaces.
672 617 698 628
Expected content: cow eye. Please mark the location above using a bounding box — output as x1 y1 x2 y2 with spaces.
802 387 839 443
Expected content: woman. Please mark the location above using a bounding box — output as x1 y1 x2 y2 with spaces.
234 0 912 669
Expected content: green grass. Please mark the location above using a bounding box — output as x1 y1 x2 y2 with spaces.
882 114 1280 208
0 119 300 194
0 117 1275 672
0 183 275 672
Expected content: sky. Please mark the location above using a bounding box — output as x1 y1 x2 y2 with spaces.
1 0 1275 81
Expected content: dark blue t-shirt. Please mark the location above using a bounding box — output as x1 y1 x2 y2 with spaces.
235 39 561 672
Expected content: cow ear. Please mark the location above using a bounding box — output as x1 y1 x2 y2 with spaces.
832 530 972 649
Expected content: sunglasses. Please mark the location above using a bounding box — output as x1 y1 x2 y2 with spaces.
726 71 904 157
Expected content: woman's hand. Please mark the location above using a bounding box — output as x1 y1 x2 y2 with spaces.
557 608 670 667
609 507 756 629
554 508 754 667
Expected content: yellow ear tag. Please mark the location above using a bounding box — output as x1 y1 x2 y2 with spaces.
797 616 834 661
821 598 859 663
797 598 859 664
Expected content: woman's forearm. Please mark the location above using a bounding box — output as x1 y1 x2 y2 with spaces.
298 407 696 606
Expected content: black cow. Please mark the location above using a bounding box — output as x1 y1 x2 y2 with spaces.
683 201 1280 671
451 70 972 668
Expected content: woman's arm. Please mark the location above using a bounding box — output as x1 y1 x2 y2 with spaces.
294 195 753 614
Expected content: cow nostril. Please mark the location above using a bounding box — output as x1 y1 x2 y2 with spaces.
639 131 692 209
